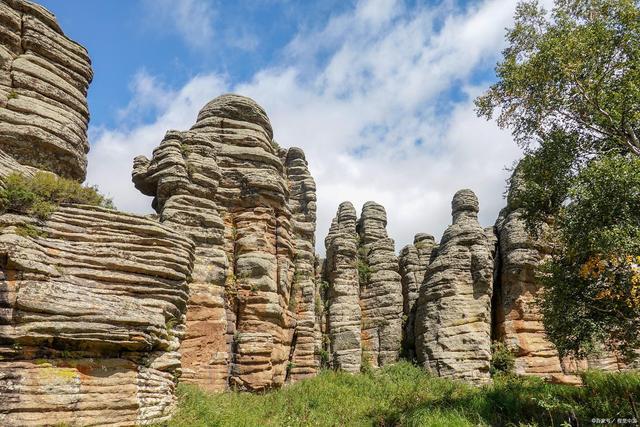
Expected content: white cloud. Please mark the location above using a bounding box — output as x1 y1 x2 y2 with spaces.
87 0 553 254
143 0 216 49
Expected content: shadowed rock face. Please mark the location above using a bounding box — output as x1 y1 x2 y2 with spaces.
322 201 403 372
399 233 437 359
0 0 93 181
0 206 194 426
414 189 495 384
133 94 319 391
283 147 319 383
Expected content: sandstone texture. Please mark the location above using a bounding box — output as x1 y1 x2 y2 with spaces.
323 202 361 372
0 0 92 181
357 202 403 367
414 190 495 384
133 94 320 392
398 233 437 358
0 206 194 426
322 201 403 371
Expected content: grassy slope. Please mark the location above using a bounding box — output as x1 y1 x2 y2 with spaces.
166 362 639 427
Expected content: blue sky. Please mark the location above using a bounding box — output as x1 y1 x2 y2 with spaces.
36 0 553 253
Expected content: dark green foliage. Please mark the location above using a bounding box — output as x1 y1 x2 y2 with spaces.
490 342 516 376
0 172 114 220
477 0 640 360
540 154 640 359
163 361 640 426
476 0 640 156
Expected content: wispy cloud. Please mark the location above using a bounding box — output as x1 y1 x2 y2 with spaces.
142 0 216 49
88 0 554 254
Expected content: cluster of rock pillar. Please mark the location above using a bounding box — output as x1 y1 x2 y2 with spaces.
0 1 634 424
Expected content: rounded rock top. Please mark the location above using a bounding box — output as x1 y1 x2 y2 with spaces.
452 189 479 214
196 94 273 140
414 233 435 244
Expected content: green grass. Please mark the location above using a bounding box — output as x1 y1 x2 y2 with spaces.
163 362 639 426
0 172 114 220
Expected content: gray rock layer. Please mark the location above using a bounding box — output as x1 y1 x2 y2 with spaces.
0 0 93 181
415 189 494 384
357 202 403 367
0 206 194 426
399 233 437 358
323 202 361 372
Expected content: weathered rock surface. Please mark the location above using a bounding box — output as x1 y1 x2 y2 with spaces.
357 202 403 367
414 189 495 384
283 147 319 382
0 0 93 181
133 94 319 391
0 206 194 426
323 202 361 372
322 201 402 371
399 233 437 359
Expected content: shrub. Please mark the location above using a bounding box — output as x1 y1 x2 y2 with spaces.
0 172 114 220
490 342 516 376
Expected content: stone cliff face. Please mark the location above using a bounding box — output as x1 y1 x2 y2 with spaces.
398 233 437 359
0 0 92 181
322 201 403 371
133 94 320 392
357 202 403 367
0 3 194 425
414 190 495 384
0 207 194 426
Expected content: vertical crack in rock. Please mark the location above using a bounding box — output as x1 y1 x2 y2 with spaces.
0 0 93 181
415 189 495 384
323 202 361 372
399 233 437 360
133 94 319 392
357 202 403 367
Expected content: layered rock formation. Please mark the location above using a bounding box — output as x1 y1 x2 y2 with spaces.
0 0 92 181
133 94 319 392
357 202 403 367
494 186 630 384
0 207 194 426
398 233 437 358
0 3 196 425
322 201 403 371
414 190 495 384
323 202 361 372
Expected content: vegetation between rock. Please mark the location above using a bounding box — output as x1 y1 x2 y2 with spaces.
0 172 114 220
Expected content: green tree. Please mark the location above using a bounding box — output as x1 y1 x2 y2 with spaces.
476 0 640 359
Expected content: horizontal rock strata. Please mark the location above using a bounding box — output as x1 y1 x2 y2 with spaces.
399 233 437 359
323 202 361 372
133 94 319 392
415 189 495 384
0 206 194 426
0 0 92 181
357 202 403 367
